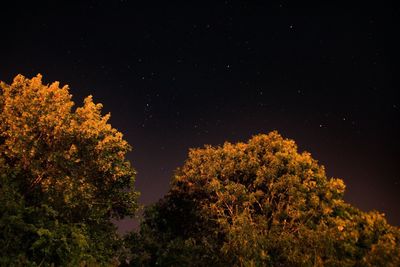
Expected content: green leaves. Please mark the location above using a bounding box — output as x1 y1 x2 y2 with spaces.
0 74 139 266
128 131 400 266
1 75 398 265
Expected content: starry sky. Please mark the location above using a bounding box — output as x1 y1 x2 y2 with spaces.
0 1 398 230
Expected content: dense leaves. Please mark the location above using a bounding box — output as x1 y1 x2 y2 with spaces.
1 74 399 266
128 132 400 266
0 75 139 265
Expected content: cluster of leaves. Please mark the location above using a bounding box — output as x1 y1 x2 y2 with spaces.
0 75 139 265
127 132 400 266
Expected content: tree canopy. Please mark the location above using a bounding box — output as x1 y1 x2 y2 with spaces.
0 74 139 265
127 132 400 266
1 74 399 266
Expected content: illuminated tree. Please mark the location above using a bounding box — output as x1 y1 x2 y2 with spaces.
128 132 400 266
0 74 139 265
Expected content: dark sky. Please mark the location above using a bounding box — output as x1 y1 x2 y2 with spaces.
0 1 398 231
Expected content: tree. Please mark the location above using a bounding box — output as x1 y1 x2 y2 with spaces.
0 74 139 265
128 132 400 266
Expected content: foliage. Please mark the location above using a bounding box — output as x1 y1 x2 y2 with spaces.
0 74 139 265
128 132 400 266
1 74 398 266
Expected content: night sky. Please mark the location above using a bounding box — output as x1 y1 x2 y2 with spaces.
1 2 398 231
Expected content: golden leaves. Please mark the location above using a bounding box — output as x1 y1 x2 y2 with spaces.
0 74 136 214
329 178 346 196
